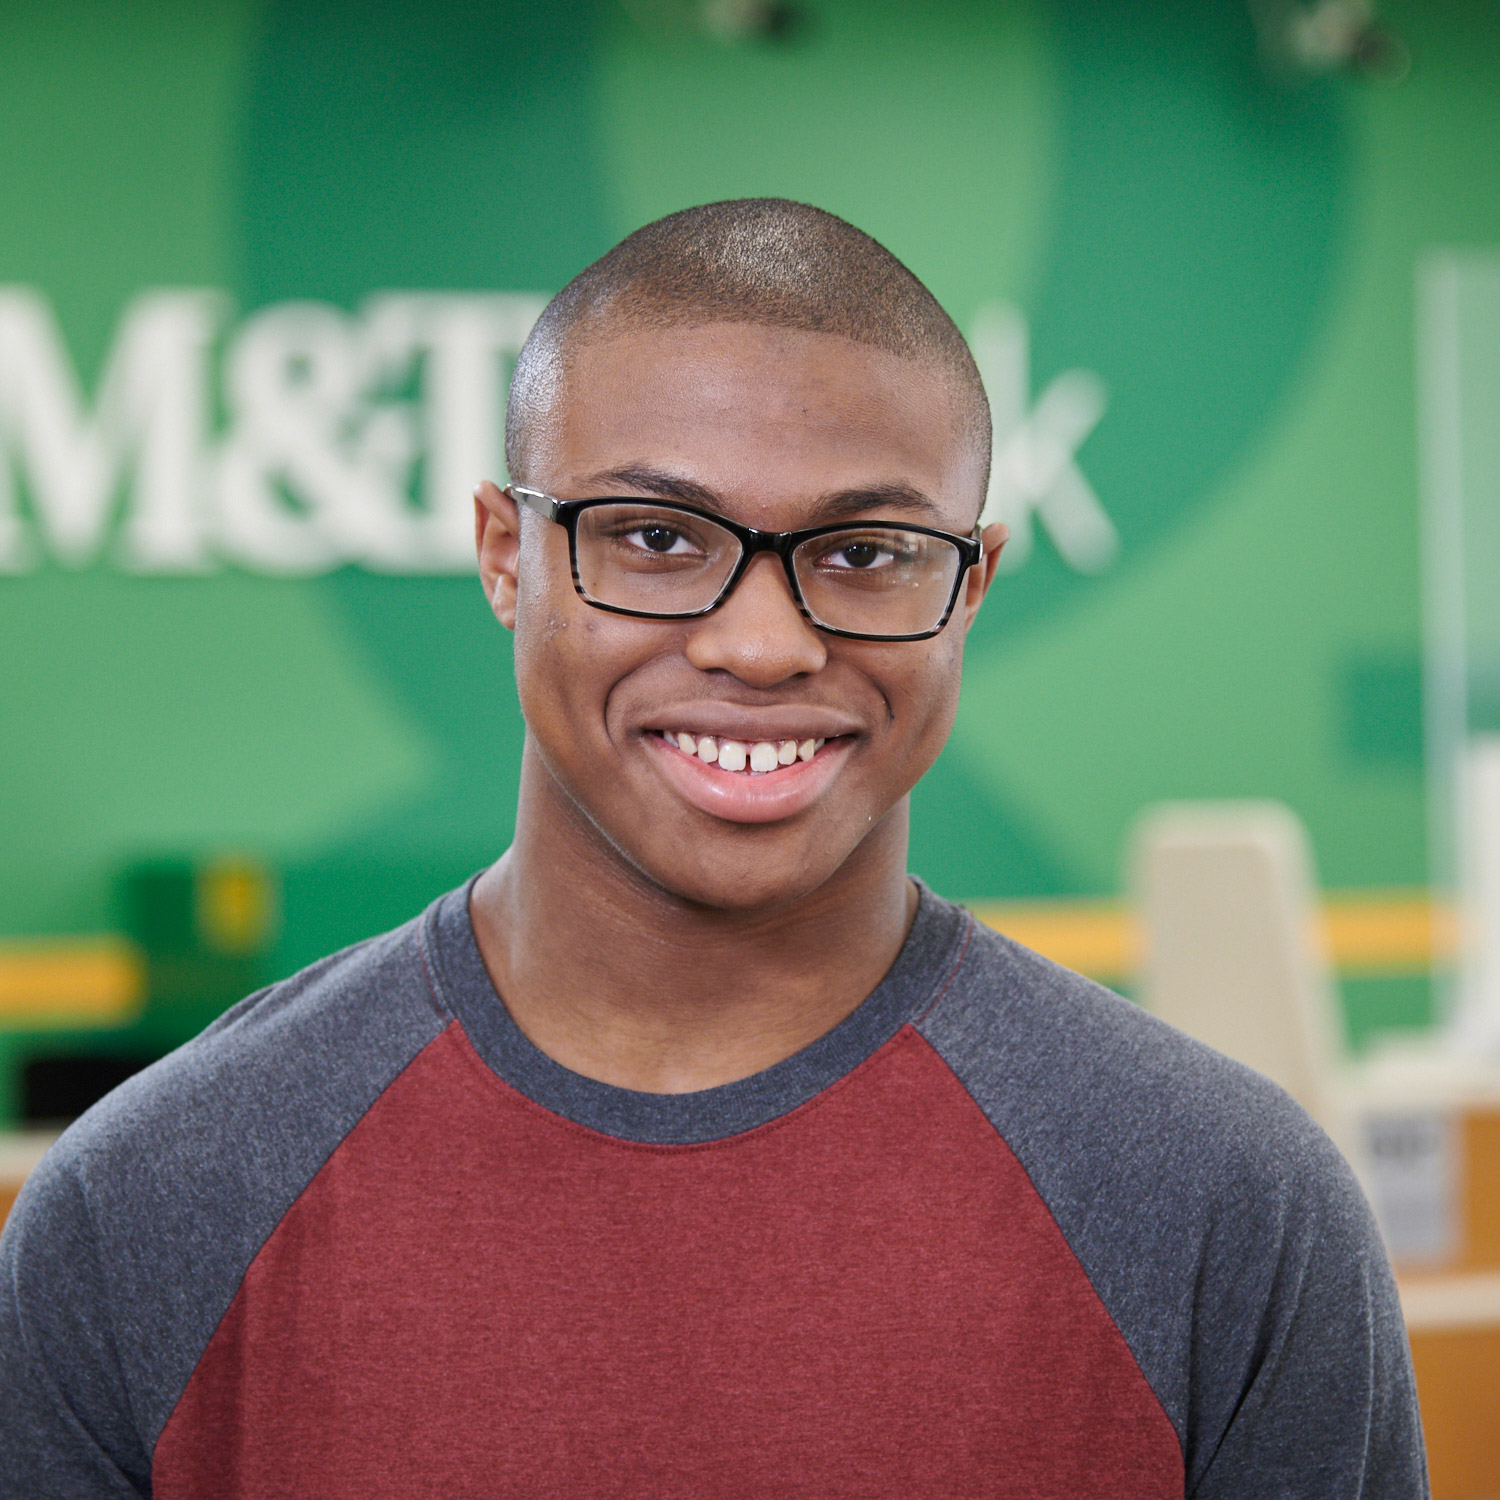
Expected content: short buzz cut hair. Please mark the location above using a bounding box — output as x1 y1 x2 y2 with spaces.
504 198 992 506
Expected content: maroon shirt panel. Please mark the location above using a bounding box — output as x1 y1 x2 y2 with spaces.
153 1022 1182 1499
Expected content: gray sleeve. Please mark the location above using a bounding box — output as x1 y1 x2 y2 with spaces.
0 1157 150 1498
1187 1138 1424 1499
0 905 452 1499
918 918 1427 1499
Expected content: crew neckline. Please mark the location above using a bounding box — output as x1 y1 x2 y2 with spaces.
420 875 971 1145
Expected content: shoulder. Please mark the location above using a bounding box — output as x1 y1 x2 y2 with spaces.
1 897 454 1459
45 906 448 1213
916 905 1417 1489
919 909 1350 1212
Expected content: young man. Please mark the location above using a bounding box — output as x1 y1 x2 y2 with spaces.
1 201 1424 1497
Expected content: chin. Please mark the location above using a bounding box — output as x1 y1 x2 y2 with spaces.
635 840 847 915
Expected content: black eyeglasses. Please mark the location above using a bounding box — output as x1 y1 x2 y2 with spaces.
508 487 982 642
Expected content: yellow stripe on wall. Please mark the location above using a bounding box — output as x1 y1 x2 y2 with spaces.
0 939 145 1026
1322 893 1459 975
970 890 1453 984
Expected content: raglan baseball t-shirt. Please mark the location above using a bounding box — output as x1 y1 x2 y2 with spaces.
0 879 1426 1498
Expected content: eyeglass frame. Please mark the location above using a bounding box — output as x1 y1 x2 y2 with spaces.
507 485 985 643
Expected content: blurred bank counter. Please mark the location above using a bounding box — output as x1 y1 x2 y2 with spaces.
1109 804 1500 1500
0 856 276 1127
0 1130 56 1229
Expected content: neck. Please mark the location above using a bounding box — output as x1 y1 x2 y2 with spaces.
470 747 917 1093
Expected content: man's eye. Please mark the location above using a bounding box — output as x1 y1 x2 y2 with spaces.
628 524 694 554
823 540 894 570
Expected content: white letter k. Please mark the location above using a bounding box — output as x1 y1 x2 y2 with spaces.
970 302 1118 575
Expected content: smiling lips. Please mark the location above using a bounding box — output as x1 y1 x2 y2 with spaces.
646 724 851 824
658 730 827 774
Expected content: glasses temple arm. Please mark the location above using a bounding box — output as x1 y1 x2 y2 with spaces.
510 486 560 522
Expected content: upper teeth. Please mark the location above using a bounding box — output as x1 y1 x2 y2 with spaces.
665 731 825 772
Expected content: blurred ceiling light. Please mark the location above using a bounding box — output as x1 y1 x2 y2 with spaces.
618 0 805 44
700 0 804 43
1251 0 1410 82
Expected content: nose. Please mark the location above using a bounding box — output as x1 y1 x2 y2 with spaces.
683 552 828 686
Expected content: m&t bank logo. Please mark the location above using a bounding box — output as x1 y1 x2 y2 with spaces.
0 288 1111 578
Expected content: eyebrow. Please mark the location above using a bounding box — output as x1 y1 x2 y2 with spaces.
577 466 942 525
805 484 939 523
582 467 723 509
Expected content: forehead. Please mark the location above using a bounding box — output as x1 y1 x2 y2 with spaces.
530 320 982 529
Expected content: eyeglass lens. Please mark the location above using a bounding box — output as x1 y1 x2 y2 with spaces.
572 503 964 637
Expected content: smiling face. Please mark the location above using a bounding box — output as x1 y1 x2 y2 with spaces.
481 319 999 912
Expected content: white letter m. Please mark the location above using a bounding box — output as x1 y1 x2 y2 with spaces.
0 288 220 571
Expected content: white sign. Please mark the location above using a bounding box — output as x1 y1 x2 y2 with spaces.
0 288 546 575
1363 1108 1460 1265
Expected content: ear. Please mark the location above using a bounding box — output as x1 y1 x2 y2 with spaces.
475 480 522 631
959 522 1009 629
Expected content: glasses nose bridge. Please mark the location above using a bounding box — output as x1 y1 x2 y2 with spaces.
723 525 805 612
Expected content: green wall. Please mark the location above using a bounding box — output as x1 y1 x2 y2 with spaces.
3 0 1497 1075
